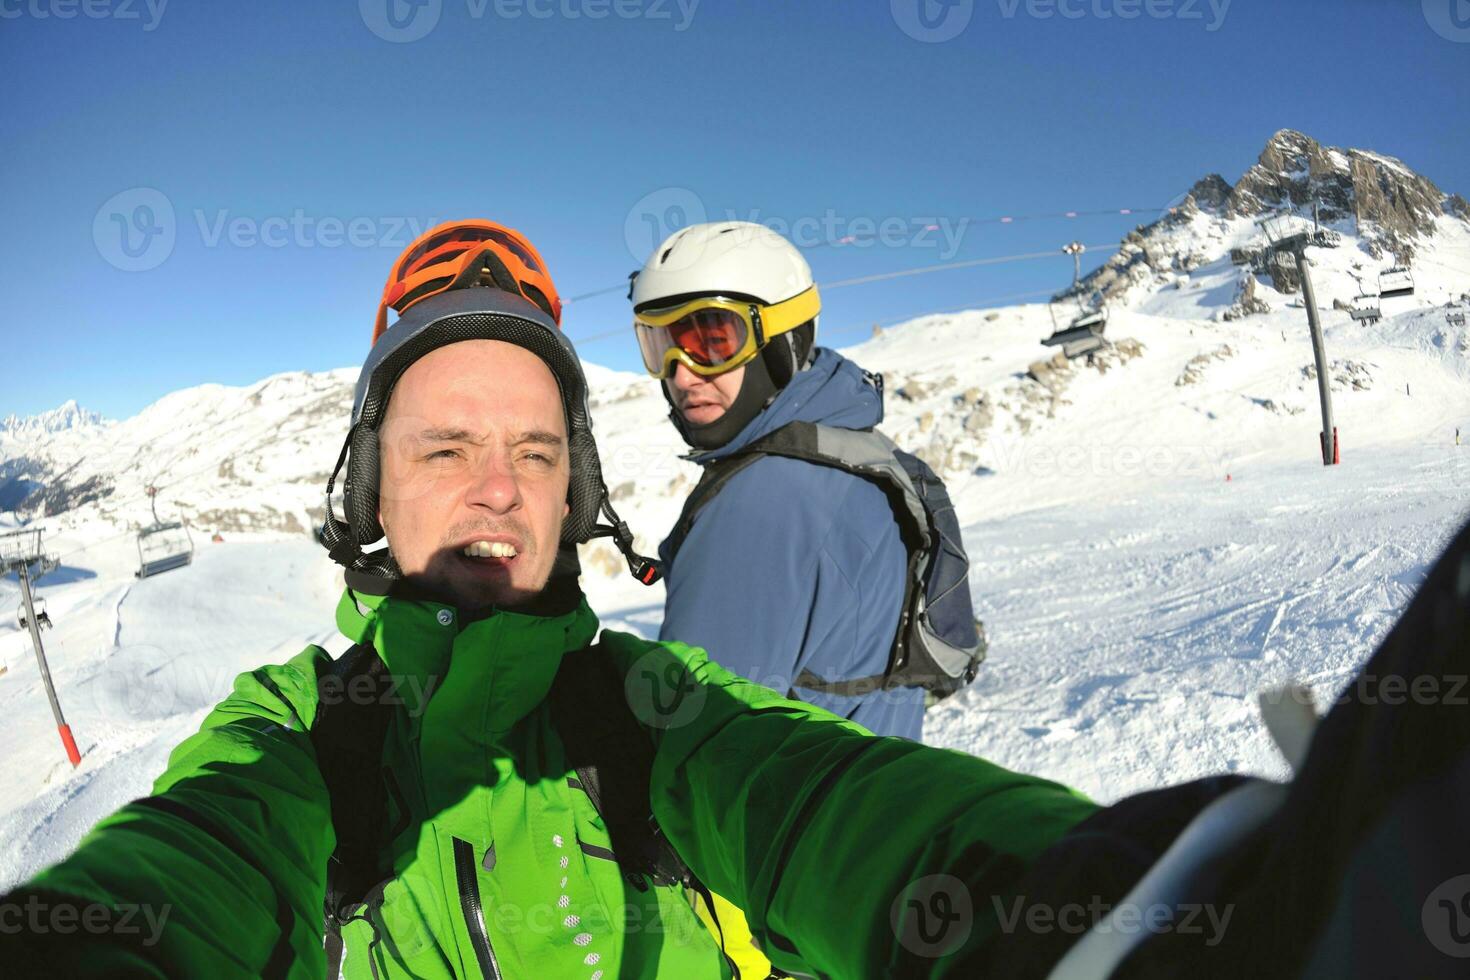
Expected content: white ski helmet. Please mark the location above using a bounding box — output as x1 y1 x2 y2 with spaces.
631 221 817 311
631 222 822 450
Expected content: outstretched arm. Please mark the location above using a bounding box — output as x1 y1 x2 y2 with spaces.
3 647 337 978
604 633 1097 979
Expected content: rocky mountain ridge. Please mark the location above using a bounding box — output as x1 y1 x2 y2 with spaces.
1063 129 1468 308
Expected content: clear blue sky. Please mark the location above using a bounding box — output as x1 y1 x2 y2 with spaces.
2 0 1466 419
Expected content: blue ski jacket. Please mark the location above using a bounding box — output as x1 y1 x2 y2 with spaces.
657 348 923 739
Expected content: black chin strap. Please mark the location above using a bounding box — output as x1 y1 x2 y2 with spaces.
320 428 391 577
589 491 664 585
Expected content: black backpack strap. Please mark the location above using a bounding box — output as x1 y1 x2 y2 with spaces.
550 644 746 978
789 667 890 698
549 644 691 889
309 640 398 974
662 452 768 570
668 422 930 561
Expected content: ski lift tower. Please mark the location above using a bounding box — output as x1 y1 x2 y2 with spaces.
0 528 81 767
1041 242 1110 358
1063 240 1086 287
1258 212 1339 466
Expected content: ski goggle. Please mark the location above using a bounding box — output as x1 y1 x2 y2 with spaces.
373 220 561 344
633 286 821 379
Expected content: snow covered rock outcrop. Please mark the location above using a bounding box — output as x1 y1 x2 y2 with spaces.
1063 129 1470 307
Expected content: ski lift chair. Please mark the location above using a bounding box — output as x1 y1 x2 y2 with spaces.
1348 296 1382 325
17 599 52 631
136 521 194 578
1043 307 1109 359
1378 266 1415 299
1447 311 1466 328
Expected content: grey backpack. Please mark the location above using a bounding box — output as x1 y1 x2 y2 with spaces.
663 420 986 699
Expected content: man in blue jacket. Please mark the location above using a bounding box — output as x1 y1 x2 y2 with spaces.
631 222 923 741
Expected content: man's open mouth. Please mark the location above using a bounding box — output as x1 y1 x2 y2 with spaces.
457 538 522 568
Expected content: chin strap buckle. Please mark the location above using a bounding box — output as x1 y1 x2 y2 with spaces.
611 518 663 586
626 551 664 586
595 496 664 586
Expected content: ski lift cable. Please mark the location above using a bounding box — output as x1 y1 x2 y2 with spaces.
566 282 633 303
562 187 1199 308
819 245 1119 291
797 205 1181 251
822 288 1062 340
565 246 1114 347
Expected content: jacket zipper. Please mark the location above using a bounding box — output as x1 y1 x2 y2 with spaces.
452 837 503 980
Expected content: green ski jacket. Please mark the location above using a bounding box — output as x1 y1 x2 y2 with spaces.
8 588 1096 978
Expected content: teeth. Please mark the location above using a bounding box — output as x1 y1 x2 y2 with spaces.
463 540 518 559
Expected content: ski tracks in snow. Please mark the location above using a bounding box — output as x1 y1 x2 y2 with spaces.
923 444 1470 804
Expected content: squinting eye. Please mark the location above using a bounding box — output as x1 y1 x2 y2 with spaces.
426 449 459 460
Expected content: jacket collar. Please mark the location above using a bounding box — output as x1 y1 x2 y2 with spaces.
335 587 599 727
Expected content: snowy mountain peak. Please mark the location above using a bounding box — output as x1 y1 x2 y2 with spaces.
0 400 109 442
1226 129 1452 251
1065 129 1468 308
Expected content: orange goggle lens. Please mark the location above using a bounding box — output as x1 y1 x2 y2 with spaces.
395 225 544 281
635 307 753 377
374 220 561 344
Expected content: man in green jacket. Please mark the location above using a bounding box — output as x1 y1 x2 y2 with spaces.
0 221 1096 979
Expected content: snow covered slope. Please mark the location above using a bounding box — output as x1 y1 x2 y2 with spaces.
2 129 1468 890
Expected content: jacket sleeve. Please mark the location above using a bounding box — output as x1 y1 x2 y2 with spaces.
3 646 337 979
601 632 1098 980
659 457 904 695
